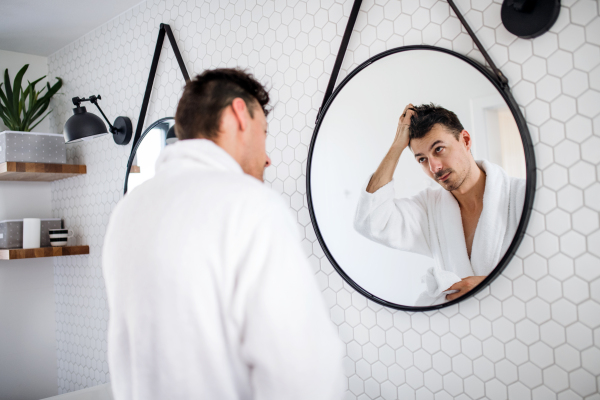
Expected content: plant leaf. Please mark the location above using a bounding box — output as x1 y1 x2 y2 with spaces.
25 89 41 124
0 84 19 127
12 65 30 110
0 104 12 126
0 68 61 131
23 86 36 124
22 82 40 131
26 77 62 131
25 92 49 129
3 69 14 109
38 78 62 103
18 87 26 120
28 75 45 89
28 109 52 131
29 99 50 124
25 83 36 113
0 112 11 127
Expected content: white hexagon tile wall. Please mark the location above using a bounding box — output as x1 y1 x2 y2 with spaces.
47 0 600 397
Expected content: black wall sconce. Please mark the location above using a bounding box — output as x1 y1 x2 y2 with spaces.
502 0 561 39
63 95 132 145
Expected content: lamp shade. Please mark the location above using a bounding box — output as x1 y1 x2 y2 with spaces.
63 106 108 143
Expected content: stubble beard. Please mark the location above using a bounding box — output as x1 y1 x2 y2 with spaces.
435 164 470 192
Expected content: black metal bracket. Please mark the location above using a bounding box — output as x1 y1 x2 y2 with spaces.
317 0 509 123
130 23 190 151
72 95 116 133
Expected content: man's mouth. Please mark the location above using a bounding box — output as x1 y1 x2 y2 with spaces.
439 172 451 182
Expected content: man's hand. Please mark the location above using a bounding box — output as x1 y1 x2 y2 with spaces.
366 104 415 193
445 276 486 301
393 103 414 150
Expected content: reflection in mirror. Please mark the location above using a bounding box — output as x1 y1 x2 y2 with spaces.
309 49 530 309
126 118 176 194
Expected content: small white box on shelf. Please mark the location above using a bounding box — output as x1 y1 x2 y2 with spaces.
0 218 63 249
0 131 66 164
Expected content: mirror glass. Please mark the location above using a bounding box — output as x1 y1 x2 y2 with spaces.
309 48 530 308
125 118 176 194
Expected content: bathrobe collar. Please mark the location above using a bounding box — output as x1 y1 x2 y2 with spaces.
470 159 511 276
437 159 511 277
155 138 244 175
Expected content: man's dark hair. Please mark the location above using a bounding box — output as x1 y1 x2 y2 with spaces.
175 68 270 140
409 103 464 143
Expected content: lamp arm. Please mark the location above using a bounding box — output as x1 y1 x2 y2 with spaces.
88 95 117 133
71 95 117 133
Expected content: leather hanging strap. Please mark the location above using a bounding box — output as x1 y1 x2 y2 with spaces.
317 0 363 122
317 0 509 124
131 23 190 150
164 24 191 82
446 0 508 87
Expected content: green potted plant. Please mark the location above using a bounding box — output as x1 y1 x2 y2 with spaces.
0 64 62 132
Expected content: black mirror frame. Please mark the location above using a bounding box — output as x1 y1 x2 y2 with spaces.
306 45 537 312
123 117 175 195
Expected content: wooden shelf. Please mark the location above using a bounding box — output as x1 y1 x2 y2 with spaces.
0 162 86 182
0 246 89 260
130 165 140 173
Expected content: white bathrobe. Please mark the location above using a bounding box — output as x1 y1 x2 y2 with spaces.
102 139 344 400
354 160 525 305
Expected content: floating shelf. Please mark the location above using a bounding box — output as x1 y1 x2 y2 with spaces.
0 162 86 182
0 246 89 260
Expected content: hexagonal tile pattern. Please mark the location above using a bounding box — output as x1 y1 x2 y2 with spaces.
46 0 600 396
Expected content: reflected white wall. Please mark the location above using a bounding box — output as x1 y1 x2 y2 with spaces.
127 127 166 193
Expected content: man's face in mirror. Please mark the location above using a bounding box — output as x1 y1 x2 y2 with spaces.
410 124 473 192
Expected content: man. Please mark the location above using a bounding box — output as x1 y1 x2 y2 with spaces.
354 103 525 304
103 69 344 399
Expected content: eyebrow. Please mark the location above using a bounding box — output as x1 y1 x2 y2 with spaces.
414 140 444 158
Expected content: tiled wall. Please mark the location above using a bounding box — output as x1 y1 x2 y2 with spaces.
48 0 600 396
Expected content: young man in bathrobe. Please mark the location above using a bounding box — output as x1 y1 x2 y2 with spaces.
354 103 525 304
102 69 344 400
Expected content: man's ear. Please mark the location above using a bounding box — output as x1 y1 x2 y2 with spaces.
460 130 472 151
230 98 249 132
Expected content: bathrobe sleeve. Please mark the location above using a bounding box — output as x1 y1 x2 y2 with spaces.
354 179 433 258
233 196 345 400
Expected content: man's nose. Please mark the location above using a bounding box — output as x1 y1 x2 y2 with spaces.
429 159 443 173
265 155 272 167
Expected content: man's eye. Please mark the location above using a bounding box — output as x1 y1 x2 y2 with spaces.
418 157 426 163
436 146 443 153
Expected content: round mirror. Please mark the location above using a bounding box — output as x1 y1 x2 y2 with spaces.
124 117 176 194
307 46 535 311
